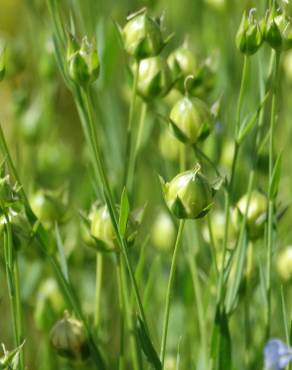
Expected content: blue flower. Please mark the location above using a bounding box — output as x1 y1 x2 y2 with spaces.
264 339 292 370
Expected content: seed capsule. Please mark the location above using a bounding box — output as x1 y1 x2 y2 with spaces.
234 190 267 240
122 9 164 59
67 35 100 86
168 46 197 91
137 56 172 99
236 10 263 55
276 246 292 283
169 96 213 144
50 313 90 361
161 164 214 219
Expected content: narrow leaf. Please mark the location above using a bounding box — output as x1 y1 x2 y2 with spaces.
136 316 162 370
119 187 129 237
269 152 282 200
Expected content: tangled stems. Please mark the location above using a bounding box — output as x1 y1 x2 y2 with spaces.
160 219 185 368
80 87 149 330
0 122 106 369
2 221 24 370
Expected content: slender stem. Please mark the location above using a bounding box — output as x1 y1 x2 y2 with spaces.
236 56 248 134
127 101 147 191
160 220 185 368
207 214 219 277
266 51 280 339
124 61 140 189
94 253 103 328
187 243 207 368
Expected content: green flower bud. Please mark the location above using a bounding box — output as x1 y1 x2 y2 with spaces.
137 56 172 99
50 313 90 361
276 246 292 283
0 47 5 81
159 128 181 161
169 95 213 144
89 204 142 251
34 278 64 330
122 9 164 59
0 174 19 207
90 205 115 250
161 164 214 219
151 210 176 252
168 46 197 91
234 190 267 240
265 14 283 50
30 189 66 227
236 10 263 55
67 35 100 86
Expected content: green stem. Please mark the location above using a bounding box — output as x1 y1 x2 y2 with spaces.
94 253 103 328
236 56 248 134
124 60 140 189
127 101 147 191
207 213 219 278
266 51 281 339
160 220 185 368
187 244 207 368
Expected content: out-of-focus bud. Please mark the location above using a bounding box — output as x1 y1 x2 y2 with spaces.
30 189 66 228
169 92 213 144
161 164 215 219
236 10 263 55
89 204 116 250
0 208 31 250
276 246 292 283
0 47 5 81
50 312 90 361
264 12 283 50
88 204 143 251
204 0 226 11
0 173 19 207
137 56 172 99
168 44 197 92
233 190 267 240
122 9 165 59
159 128 181 161
151 210 176 252
67 34 100 86
17 98 43 143
189 57 216 97
34 278 64 330
164 355 176 370
202 210 237 249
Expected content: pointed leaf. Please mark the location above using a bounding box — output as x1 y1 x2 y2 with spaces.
136 316 162 370
119 187 130 237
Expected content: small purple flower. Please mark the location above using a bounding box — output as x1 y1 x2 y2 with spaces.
264 339 292 370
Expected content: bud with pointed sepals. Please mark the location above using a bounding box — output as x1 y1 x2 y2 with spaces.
236 9 263 55
161 164 215 219
137 56 172 99
169 86 213 144
122 8 165 60
168 44 197 92
50 312 90 361
67 34 100 86
264 12 283 50
0 47 5 81
233 190 267 240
